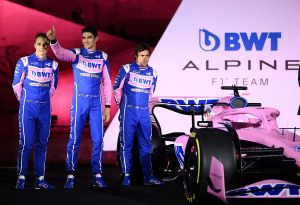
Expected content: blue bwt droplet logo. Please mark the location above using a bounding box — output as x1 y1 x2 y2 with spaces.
199 28 281 51
199 29 220 51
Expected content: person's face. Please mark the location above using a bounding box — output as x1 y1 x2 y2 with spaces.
34 37 49 57
82 32 98 50
136 50 150 67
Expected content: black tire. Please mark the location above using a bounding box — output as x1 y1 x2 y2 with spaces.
183 128 240 203
150 124 164 175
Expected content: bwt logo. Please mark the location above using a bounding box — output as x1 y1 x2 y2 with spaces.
82 61 101 69
31 71 52 78
133 77 152 85
160 98 219 112
199 29 281 51
227 183 300 197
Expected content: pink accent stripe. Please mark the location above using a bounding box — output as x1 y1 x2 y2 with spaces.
102 65 112 105
26 66 53 83
207 156 226 203
114 77 125 106
149 86 154 102
128 72 153 89
77 56 104 73
12 71 26 101
51 41 76 63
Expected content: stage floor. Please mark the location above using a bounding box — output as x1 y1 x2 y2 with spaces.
0 165 299 205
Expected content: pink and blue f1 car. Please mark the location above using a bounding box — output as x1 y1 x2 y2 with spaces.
150 85 300 203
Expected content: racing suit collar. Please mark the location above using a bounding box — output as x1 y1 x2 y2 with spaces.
82 47 98 54
133 61 148 70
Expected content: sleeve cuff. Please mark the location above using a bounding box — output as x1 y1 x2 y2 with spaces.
50 38 57 44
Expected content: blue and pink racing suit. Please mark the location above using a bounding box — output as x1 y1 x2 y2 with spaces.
12 53 58 177
113 62 157 175
50 40 112 174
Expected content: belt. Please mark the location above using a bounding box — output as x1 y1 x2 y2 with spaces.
29 82 49 87
126 105 148 109
77 93 100 97
25 99 48 104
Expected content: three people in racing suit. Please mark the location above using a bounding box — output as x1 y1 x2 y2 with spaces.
14 27 162 189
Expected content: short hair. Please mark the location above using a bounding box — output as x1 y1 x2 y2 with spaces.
35 32 49 43
134 42 151 59
81 26 98 37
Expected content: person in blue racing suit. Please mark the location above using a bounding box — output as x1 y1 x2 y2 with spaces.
12 33 58 190
46 26 112 189
114 43 164 186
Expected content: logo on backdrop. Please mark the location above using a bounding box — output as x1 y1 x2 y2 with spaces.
181 28 299 87
199 29 220 51
199 29 282 51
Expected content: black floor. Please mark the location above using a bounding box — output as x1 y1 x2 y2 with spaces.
1 165 300 205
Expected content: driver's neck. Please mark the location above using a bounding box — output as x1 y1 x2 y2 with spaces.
35 52 47 60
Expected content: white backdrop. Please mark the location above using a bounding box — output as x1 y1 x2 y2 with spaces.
104 0 300 151
150 0 300 127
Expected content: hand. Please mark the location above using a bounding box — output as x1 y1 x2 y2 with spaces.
46 26 56 41
14 91 20 101
103 107 110 123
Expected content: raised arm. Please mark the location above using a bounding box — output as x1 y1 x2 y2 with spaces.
46 26 76 63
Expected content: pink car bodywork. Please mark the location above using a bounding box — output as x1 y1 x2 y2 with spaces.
210 95 300 168
208 95 300 201
172 95 300 166
152 94 300 201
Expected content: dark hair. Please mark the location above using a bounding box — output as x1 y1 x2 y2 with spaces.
134 42 151 59
81 26 98 37
35 32 49 43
